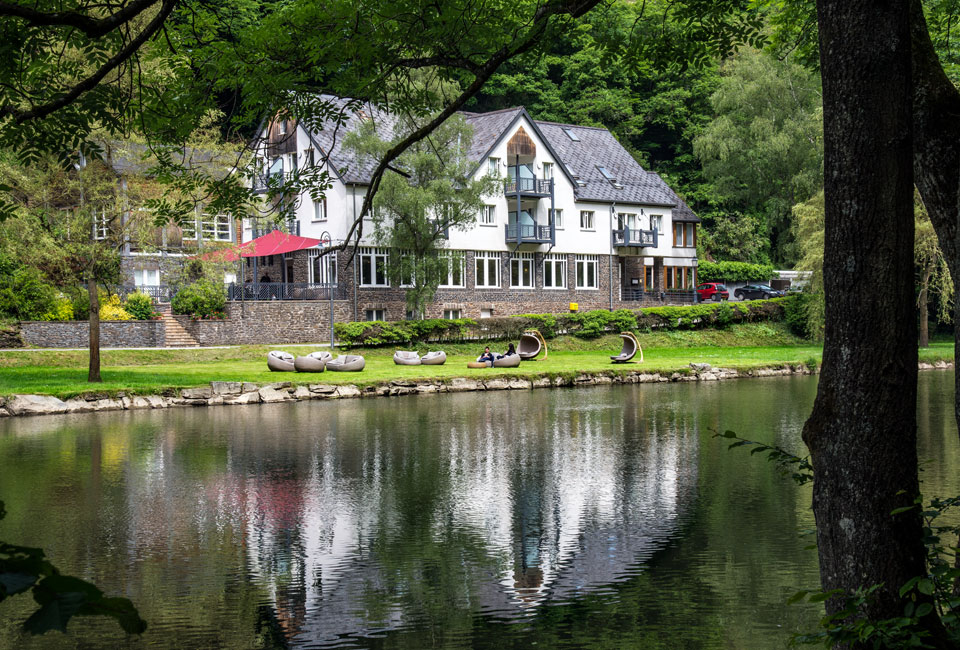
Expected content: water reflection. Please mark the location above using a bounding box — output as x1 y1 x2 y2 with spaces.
2 374 950 648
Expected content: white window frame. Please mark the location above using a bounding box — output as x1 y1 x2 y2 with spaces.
286 152 298 175
619 212 637 231
201 214 232 242
510 252 535 289
650 214 663 234
313 197 327 222
480 308 493 319
552 208 563 230
439 253 465 288
308 249 337 286
443 309 462 320
133 268 160 287
488 157 500 176
542 162 554 180
479 205 496 226
576 254 599 290
474 251 501 289
94 210 110 240
365 309 385 322
542 254 567 290
580 210 595 231
359 247 390 287
181 215 197 240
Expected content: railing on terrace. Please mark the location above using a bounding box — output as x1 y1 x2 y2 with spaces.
505 223 554 244
251 171 285 194
612 228 658 248
227 282 347 301
113 285 173 303
622 289 698 304
504 177 553 196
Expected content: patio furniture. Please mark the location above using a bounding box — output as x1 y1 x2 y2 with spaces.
421 351 447 366
267 350 295 372
394 350 421 366
294 351 332 372
493 353 521 368
467 361 489 369
518 329 547 360
610 332 642 364
327 354 365 372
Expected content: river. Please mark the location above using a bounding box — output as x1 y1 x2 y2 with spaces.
0 372 956 649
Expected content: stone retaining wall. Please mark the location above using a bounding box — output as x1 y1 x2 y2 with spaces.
20 320 165 348
4 361 951 418
181 300 354 345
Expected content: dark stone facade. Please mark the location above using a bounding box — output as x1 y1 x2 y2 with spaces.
21 320 165 348
180 301 353 346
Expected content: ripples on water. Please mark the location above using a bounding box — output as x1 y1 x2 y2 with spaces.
0 373 956 649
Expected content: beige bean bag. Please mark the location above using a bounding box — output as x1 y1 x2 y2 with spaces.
394 350 421 366
294 351 331 372
267 350 295 372
327 354 365 372
421 351 446 365
493 354 521 368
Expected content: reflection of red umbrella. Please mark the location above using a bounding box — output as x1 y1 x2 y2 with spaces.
198 229 323 262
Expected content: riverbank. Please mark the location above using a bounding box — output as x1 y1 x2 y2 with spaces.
0 324 953 417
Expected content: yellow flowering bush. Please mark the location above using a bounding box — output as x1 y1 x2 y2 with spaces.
99 294 133 321
40 297 74 321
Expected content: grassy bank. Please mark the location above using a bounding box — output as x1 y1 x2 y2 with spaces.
0 323 952 399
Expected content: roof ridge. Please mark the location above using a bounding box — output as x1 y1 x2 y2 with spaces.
461 106 523 118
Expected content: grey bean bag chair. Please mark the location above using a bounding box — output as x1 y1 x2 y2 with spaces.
294 351 332 372
493 353 521 368
610 332 643 363
518 331 544 360
394 350 421 366
327 354 365 372
267 350 295 372
421 351 446 365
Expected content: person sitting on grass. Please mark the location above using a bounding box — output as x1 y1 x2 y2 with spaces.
478 346 495 367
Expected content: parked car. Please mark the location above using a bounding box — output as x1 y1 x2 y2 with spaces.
696 283 729 301
734 284 784 300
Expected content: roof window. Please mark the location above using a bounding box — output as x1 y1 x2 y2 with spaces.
562 128 580 141
597 166 616 181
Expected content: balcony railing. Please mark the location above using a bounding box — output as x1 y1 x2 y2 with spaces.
227 282 347 301
113 285 173 303
622 289 697 304
251 171 285 194
505 223 554 244
612 228 658 248
504 177 553 197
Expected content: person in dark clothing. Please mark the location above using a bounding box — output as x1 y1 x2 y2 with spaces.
478 346 495 367
504 343 516 356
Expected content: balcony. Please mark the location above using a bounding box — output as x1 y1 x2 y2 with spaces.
612 228 658 248
251 171 285 194
504 176 553 197
505 222 554 244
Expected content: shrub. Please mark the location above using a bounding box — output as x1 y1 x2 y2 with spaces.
698 260 776 283
610 309 638 333
99 294 133 320
171 279 226 318
783 293 813 338
0 267 58 321
124 292 161 320
40 297 74 321
715 302 735 328
517 313 558 338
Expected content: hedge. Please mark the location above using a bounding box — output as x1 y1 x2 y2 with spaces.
697 260 775 283
333 297 796 347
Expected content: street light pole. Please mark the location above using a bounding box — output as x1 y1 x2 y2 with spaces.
320 231 335 350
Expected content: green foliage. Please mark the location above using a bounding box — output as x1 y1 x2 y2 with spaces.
784 292 815 339
715 302 735 328
334 318 478 347
517 313 559 338
0 500 146 635
171 280 226 319
123 292 161 321
0 267 57 321
98 295 132 321
697 260 775 283
791 191 825 339
40 297 74 322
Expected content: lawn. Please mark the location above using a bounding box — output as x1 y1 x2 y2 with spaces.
0 324 952 399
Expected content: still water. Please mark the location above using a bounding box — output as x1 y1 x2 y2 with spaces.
0 373 957 649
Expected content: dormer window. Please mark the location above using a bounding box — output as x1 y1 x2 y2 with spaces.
563 128 580 141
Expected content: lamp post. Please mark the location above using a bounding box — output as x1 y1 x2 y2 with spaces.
320 231 335 350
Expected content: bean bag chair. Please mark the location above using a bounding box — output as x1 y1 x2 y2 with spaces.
493 354 521 368
518 330 547 360
294 351 331 372
327 354 365 372
394 350 421 366
421 351 446 365
610 332 643 364
267 350 295 372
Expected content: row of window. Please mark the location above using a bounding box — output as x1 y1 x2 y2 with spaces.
641 265 697 290
478 206 668 234
357 249 601 290
93 212 233 242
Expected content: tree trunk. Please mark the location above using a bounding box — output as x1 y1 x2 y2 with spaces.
88 276 101 383
910 0 960 444
919 267 931 347
805 0 945 642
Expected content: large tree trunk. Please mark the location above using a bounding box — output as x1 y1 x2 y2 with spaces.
910 0 960 439
88 276 101 383
804 0 944 641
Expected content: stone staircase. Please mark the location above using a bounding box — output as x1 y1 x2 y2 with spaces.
156 304 199 348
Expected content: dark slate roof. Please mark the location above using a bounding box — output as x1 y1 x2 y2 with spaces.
301 98 699 221
105 141 234 180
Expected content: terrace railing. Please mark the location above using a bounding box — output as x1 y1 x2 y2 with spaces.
612 228 658 248
227 282 347 301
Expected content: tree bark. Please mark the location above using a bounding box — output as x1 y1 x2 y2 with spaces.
88 276 101 383
919 267 931 347
910 0 960 441
804 0 944 642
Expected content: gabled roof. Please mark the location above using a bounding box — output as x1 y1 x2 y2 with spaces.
284 97 699 221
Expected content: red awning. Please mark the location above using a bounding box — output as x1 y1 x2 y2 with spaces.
199 229 323 262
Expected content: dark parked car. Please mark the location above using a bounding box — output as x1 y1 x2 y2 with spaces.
734 284 784 300
696 283 729 301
